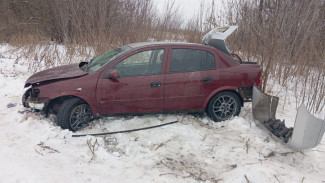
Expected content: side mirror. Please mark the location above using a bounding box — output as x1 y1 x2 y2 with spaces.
107 69 119 79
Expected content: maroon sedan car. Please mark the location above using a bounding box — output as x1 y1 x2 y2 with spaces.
23 26 261 131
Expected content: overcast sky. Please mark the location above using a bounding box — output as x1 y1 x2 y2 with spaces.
153 0 223 20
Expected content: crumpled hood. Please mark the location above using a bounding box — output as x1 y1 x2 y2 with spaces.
25 63 87 87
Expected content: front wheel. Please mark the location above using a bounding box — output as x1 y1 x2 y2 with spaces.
207 92 241 122
57 98 92 131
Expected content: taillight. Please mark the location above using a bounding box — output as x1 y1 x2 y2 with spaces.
256 70 262 86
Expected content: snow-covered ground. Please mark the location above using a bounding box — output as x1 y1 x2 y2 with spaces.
0 45 324 183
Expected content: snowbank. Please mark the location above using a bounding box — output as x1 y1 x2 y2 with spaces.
0 45 324 183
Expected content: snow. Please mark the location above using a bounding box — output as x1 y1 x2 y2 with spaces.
0 45 324 183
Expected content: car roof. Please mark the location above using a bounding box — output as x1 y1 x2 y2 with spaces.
127 42 212 49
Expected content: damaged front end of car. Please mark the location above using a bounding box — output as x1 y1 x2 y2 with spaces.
22 63 89 112
252 85 325 150
22 85 50 111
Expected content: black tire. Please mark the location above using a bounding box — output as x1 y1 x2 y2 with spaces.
57 98 92 131
207 91 241 122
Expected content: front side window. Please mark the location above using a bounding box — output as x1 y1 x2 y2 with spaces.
88 46 131 72
170 49 216 72
115 49 164 77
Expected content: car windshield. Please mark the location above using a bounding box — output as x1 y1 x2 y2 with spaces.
87 45 131 72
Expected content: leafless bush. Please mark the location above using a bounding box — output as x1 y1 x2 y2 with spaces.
224 0 325 113
153 0 184 41
1 0 194 71
1 0 185 51
9 43 94 72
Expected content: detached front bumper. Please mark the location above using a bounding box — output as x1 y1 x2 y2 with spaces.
252 85 325 150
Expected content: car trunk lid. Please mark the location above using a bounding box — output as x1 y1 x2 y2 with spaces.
202 26 238 55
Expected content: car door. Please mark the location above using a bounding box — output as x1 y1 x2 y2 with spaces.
164 47 220 111
97 48 166 114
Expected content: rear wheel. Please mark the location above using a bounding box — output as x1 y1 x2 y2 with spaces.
207 92 241 122
57 98 92 131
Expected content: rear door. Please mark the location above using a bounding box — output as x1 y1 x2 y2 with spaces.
164 47 220 111
97 48 166 114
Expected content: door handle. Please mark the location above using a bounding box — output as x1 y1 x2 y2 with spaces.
202 77 213 83
151 82 161 87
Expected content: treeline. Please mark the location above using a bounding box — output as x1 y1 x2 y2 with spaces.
0 0 221 46
0 0 185 51
0 0 215 67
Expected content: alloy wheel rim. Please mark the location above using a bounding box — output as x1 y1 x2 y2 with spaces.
212 95 237 120
70 104 91 131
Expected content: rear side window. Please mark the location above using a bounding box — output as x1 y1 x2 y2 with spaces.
170 49 216 72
